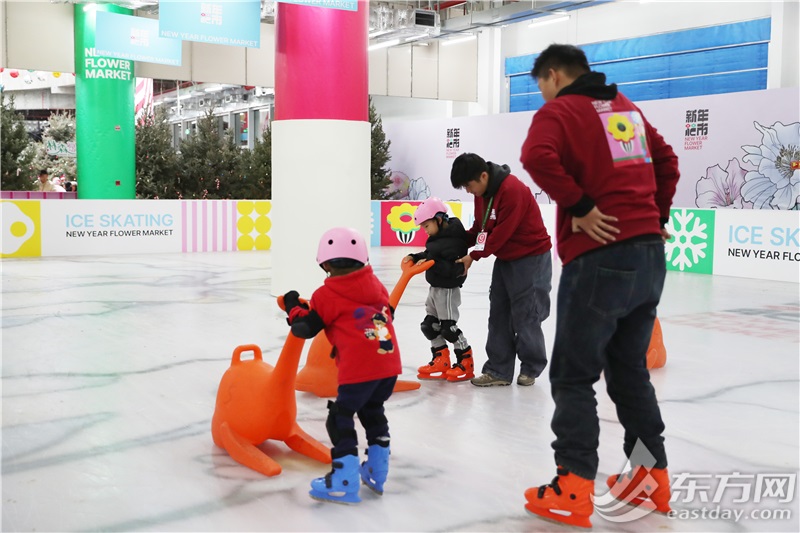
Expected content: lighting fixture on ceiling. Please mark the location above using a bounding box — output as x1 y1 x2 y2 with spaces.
368 38 402 51
441 34 476 47
528 13 570 28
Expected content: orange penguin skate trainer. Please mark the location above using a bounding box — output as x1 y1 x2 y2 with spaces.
524 467 595 529
606 466 672 513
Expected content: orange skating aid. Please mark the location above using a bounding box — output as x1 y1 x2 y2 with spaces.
606 466 672 513
446 347 474 382
211 333 331 477
417 346 451 379
294 257 432 397
524 468 595 529
646 318 667 369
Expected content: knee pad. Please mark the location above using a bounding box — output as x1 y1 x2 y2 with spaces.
440 320 462 343
420 315 441 341
325 400 357 446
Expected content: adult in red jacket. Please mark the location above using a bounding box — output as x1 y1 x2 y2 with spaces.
451 153 552 387
519 44 680 528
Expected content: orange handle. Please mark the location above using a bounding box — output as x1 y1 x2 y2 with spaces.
276 294 310 312
231 344 263 365
389 258 434 309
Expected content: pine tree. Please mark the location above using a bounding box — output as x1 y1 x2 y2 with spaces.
238 125 271 199
135 107 180 199
26 112 77 185
0 93 34 190
178 110 244 199
369 97 392 200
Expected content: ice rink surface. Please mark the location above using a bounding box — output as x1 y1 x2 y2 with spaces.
2 247 798 532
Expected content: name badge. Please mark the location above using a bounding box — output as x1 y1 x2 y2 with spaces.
473 231 488 252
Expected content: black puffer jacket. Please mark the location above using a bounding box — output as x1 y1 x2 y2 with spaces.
409 217 468 288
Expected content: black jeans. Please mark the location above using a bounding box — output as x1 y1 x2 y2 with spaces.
549 238 668 480
329 376 397 458
483 252 552 381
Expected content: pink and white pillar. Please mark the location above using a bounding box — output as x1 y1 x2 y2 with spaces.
271 1 371 297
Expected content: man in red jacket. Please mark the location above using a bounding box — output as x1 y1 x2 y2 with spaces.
519 44 680 528
451 153 552 387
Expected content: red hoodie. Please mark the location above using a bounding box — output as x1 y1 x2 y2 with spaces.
521 72 679 265
466 162 552 262
308 266 402 385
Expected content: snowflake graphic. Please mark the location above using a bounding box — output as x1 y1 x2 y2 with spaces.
665 209 715 273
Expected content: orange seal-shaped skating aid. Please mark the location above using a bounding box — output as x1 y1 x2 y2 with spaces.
294 258 433 398
646 317 667 369
211 337 331 477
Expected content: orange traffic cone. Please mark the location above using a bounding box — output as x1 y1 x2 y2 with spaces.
294 258 433 398
646 318 667 369
211 335 331 477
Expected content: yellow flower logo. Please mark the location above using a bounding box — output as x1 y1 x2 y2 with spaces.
607 114 635 143
386 203 418 234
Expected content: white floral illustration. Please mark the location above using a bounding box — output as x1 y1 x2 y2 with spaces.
665 210 709 271
695 158 752 209
740 121 800 210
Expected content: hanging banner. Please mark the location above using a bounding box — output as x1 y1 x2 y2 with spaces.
158 0 261 48
277 0 358 12
95 11 182 66
74 3 136 199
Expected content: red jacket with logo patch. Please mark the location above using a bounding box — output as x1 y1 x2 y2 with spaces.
520 72 679 265
306 266 402 385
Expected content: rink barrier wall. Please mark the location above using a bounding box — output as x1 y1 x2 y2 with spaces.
1 199 798 283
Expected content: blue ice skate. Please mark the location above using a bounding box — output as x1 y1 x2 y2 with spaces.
360 444 390 495
309 455 361 504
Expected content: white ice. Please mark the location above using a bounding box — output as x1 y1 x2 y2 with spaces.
2 247 798 532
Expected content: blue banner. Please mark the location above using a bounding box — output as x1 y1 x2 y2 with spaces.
95 11 182 66
158 0 261 48
278 0 358 11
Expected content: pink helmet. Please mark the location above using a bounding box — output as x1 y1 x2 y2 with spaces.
316 227 369 265
413 197 448 225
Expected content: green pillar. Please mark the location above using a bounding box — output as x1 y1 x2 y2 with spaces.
74 3 135 199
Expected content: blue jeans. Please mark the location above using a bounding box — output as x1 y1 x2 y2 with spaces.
482 252 552 381
549 237 668 480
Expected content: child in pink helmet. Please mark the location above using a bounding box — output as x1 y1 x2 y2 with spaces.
404 197 474 382
282 227 401 505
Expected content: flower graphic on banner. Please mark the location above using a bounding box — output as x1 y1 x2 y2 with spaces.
665 209 714 273
740 121 800 210
695 158 753 209
386 203 419 244
386 171 431 200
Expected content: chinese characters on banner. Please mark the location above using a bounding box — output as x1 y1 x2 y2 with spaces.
685 108 709 151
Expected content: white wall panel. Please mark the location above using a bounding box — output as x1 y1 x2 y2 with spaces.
245 23 274 87
0 0 6 68
411 43 438 99
439 38 477 102
191 41 247 85
387 45 411 97
368 48 388 95
6 1 73 72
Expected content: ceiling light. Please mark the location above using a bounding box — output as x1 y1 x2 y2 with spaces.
368 38 402 51
441 34 476 47
528 13 570 28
